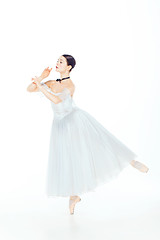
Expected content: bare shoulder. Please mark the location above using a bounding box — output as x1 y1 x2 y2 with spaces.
44 80 56 87
68 80 75 89
66 81 75 97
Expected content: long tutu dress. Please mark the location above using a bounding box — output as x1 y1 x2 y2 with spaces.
40 83 138 198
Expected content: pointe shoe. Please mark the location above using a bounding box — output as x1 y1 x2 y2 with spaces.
131 160 149 173
69 196 81 215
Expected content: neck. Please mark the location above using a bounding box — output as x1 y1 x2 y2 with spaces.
60 73 70 79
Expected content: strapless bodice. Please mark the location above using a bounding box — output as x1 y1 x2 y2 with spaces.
50 88 78 119
39 83 79 119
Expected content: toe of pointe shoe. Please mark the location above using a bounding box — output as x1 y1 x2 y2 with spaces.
142 165 149 173
70 206 74 215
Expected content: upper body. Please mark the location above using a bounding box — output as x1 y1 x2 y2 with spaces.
28 54 76 104
32 78 75 104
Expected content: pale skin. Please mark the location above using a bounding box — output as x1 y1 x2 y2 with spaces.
27 55 149 213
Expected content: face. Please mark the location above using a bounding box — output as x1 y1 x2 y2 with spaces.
56 56 72 73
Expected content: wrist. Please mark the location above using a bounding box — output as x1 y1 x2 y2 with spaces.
37 82 42 90
38 76 44 82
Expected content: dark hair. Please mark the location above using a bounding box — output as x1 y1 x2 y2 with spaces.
62 54 76 72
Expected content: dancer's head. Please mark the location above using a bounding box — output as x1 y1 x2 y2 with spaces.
56 54 76 74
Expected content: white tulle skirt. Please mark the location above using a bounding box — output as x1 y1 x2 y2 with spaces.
45 107 138 198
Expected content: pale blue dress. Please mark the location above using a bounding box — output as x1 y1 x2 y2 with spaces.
39 83 138 198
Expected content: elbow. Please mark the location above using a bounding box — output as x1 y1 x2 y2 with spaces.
26 86 33 92
27 88 31 92
55 99 62 104
51 98 62 104
27 89 34 93
54 96 62 104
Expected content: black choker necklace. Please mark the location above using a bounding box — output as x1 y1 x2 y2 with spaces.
56 76 70 83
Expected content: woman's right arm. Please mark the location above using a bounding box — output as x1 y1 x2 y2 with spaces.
27 79 54 92
27 82 39 92
27 67 53 92
27 76 43 92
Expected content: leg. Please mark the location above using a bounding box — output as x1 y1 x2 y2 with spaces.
130 160 149 173
70 195 78 200
69 195 81 214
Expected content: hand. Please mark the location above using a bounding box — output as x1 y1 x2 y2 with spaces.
31 76 41 87
40 66 52 79
31 75 42 84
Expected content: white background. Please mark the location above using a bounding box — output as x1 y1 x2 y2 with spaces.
0 0 159 239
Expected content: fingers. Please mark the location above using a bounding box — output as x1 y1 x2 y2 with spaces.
46 66 52 71
31 78 36 84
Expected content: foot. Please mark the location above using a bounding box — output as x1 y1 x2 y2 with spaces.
69 196 81 215
130 160 149 173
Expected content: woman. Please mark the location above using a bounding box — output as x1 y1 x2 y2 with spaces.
27 54 149 215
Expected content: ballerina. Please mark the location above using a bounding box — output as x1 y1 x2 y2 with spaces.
27 54 149 215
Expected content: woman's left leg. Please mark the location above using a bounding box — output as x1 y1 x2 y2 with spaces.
69 195 81 214
130 160 149 173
